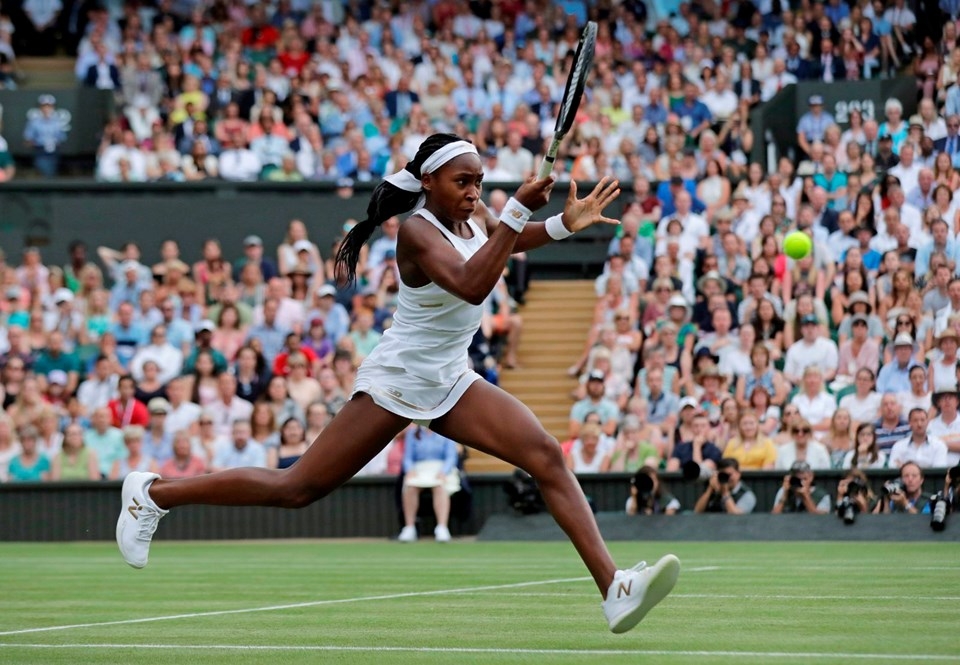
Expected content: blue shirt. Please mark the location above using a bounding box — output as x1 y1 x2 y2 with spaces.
797 111 836 142
876 359 919 394
23 113 67 153
111 322 147 367
570 397 621 426
915 239 959 279
246 323 288 364
402 428 458 475
671 98 712 130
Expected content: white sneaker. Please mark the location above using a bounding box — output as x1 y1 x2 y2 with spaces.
434 525 451 542
116 472 168 569
602 555 680 634
398 525 417 542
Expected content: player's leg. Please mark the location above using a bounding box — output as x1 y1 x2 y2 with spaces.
430 379 679 632
149 394 409 509
431 380 616 592
118 394 409 567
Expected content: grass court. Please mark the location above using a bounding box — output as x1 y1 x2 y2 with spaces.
1 540 957 664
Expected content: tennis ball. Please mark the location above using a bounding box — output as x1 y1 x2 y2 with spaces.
783 231 812 260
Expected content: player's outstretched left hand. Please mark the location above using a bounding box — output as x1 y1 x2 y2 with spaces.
560 177 621 234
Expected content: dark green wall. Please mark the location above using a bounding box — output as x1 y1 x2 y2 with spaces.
0 469 931 542
0 88 116 156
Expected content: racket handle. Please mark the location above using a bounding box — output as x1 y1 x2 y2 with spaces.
537 139 561 179
537 156 556 180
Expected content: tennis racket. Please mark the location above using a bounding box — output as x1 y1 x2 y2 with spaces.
537 21 598 180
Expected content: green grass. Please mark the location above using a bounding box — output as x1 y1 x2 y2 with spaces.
1 540 958 664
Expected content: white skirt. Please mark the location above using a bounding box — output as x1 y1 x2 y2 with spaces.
352 363 482 426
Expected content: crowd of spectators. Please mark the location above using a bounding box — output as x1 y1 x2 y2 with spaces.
2 0 960 505
0 0 945 181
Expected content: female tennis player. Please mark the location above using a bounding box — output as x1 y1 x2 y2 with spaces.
117 133 679 633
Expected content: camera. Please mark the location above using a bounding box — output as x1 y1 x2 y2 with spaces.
846 478 865 497
837 496 858 525
632 469 655 502
883 479 903 495
789 475 804 489
930 491 950 532
717 471 731 485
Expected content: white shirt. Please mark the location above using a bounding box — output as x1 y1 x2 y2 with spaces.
130 343 183 385
76 376 119 413
791 391 837 436
888 435 948 469
656 212 709 246
888 162 921 195
897 391 932 419
97 144 147 182
783 338 839 381
775 440 833 470
926 413 960 466
218 148 262 182
495 146 534 180
166 401 202 436
205 397 254 438
839 392 883 423
212 439 267 470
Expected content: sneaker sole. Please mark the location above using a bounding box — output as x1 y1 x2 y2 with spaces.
609 555 681 634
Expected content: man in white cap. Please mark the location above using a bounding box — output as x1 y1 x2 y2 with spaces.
877 333 920 394
305 284 349 344
109 259 147 311
783 314 839 385
44 288 83 347
796 94 835 159
23 94 67 176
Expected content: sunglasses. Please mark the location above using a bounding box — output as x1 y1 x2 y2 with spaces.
795 427 812 434
897 319 911 325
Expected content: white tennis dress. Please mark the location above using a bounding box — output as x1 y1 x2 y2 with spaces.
352 208 486 424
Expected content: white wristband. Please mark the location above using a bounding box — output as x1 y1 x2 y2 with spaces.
499 197 532 233
545 214 573 240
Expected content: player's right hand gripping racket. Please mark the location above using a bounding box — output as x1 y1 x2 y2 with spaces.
536 20 598 180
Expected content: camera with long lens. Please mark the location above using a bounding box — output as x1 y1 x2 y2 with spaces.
717 470 731 485
837 478 865 525
789 474 804 490
632 469 655 504
883 479 903 495
930 491 950 531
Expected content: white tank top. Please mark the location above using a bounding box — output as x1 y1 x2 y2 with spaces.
363 208 487 384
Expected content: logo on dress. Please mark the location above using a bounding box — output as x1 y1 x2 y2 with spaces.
385 388 403 398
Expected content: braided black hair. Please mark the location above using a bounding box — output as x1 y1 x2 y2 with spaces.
334 133 467 284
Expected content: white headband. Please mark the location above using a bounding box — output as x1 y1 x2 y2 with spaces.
384 140 478 195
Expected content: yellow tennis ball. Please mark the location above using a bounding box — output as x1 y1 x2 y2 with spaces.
783 231 812 260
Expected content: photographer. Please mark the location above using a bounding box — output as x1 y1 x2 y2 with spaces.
835 468 879 523
771 461 832 514
693 458 757 514
626 466 680 516
874 461 933 514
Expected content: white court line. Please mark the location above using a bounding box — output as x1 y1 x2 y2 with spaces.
0 566 727 638
481 592 960 601
0 644 954 660
0 576 591 637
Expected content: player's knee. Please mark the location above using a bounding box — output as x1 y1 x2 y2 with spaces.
524 433 564 473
